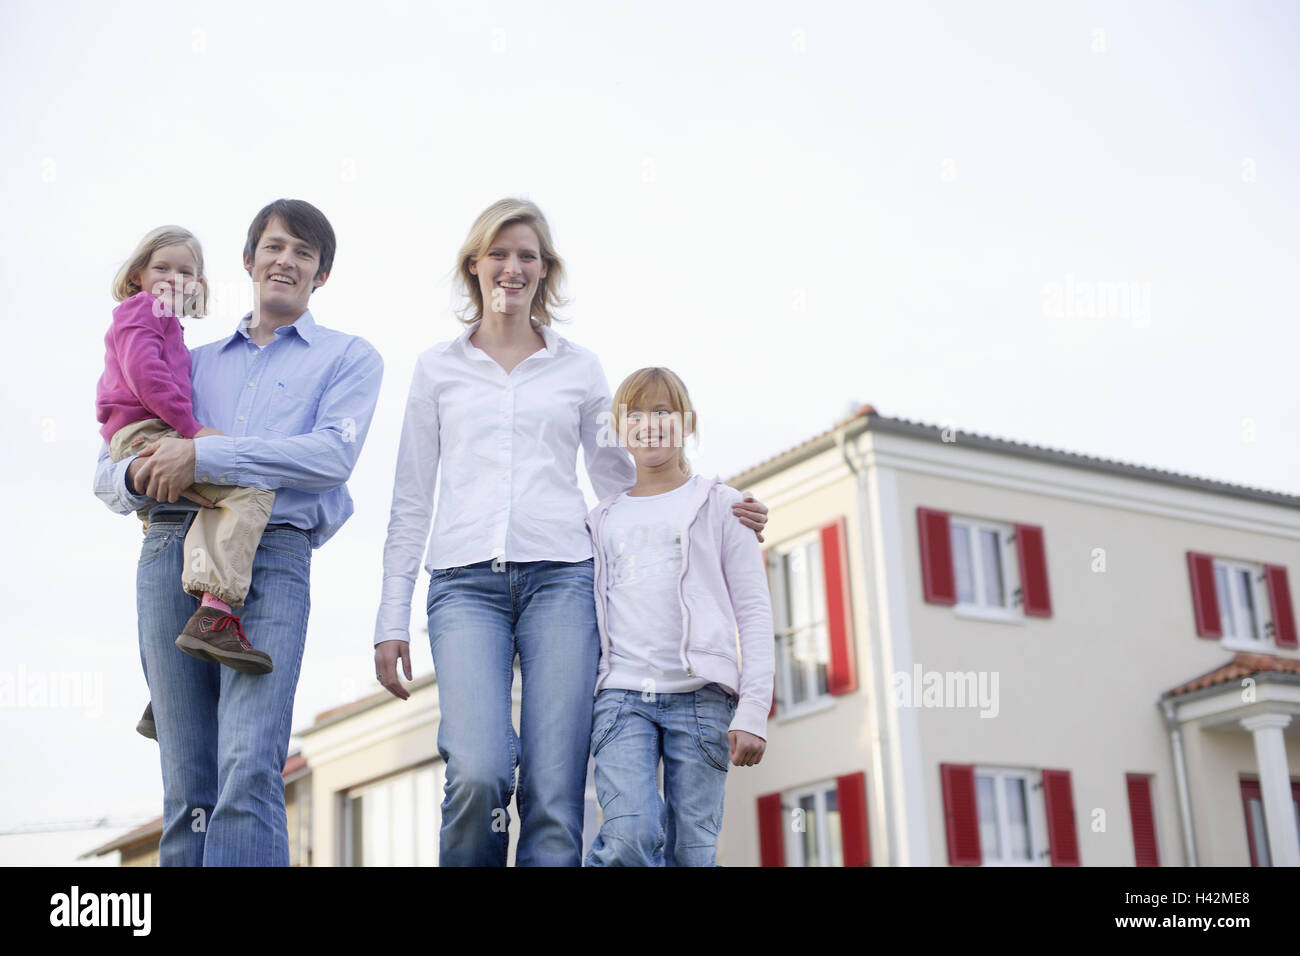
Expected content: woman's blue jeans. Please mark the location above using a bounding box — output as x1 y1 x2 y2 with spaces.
426 558 599 866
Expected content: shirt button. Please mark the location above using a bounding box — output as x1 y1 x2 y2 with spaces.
237 415 246 422
248 382 255 388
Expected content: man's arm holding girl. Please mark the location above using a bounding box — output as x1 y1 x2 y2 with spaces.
129 339 383 502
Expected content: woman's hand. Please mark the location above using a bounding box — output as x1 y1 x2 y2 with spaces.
728 730 766 767
731 493 769 543
376 639 413 700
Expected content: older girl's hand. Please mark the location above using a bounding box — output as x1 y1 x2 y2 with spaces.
728 730 766 767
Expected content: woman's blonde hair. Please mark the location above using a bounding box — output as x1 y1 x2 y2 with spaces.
611 367 698 476
112 225 210 317
454 198 567 327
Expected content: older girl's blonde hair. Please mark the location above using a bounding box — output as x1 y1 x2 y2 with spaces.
454 198 567 327
112 225 210 317
611 367 698 476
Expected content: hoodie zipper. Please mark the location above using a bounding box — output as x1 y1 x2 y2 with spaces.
677 478 714 678
589 506 612 695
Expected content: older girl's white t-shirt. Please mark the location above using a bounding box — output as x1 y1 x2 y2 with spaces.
599 481 709 696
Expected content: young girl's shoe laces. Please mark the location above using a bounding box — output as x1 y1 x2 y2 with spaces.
211 614 251 651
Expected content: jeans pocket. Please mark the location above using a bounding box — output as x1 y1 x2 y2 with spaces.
590 691 627 756
138 528 180 566
258 531 311 565
694 689 732 773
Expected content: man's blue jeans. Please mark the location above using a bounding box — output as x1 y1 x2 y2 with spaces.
585 683 736 867
426 558 599 866
137 508 311 866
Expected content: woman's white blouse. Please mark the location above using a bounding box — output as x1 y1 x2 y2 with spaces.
375 319 635 645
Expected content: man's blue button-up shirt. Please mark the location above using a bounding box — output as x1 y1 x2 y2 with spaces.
95 310 384 548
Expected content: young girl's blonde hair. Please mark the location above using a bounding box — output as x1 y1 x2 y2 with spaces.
612 367 698 476
454 198 567 327
112 225 210 317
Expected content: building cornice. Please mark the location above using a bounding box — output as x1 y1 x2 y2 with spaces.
728 410 1300 513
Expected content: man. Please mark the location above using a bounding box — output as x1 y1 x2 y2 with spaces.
94 199 384 865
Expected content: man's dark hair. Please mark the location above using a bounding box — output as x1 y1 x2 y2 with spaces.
244 199 336 280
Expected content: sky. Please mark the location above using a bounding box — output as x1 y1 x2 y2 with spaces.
1 0 1297 865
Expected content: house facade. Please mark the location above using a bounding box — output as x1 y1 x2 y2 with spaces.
717 406 1300 866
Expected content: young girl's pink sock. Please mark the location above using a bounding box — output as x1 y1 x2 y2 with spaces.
201 593 232 614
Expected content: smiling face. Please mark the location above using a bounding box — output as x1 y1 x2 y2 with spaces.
619 382 692 471
133 243 200 317
468 222 547 320
243 215 328 317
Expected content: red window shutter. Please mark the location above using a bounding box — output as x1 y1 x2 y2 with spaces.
836 772 870 866
757 792 785 867
1125 774 1159 867
918 507 957 605
1240 779 1264 867
940 763 981 865
1042 769 1080 866
1014 523 1052 617
1264 564 1298 648
1186 552 1222 638
821 518 858 695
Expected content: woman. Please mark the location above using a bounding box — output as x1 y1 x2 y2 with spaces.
374 198 767 866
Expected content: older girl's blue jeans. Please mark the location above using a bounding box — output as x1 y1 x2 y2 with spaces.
137 508 311 866
426 558 599 866
585 683 736 867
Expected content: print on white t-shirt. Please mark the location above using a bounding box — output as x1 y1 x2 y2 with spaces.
600 481 709 695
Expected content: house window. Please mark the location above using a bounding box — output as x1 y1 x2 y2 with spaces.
1215 560 1266 646
1241 778 1300 867
785 782 844 867
951 517 1016 610
344 762 445 867
975 768 1046 866
772 534 830 710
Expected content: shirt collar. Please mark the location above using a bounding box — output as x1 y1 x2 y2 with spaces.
221 309 317 350
457 318 558 362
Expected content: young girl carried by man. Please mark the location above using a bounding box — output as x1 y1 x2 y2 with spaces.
97 226 276 738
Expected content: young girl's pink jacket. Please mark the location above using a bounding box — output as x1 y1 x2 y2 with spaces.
96 291 203 442
586 474 776 740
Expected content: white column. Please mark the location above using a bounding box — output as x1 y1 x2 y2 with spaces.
1240 713 1299 867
